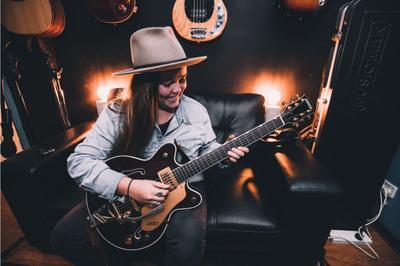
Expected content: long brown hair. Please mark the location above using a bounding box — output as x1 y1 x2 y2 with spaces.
111 72 159 156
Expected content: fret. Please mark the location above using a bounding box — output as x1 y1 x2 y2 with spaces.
172 116 285 184
195 160 202 172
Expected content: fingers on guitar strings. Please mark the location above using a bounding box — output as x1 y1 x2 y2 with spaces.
227 150 240 160
232 147 245 157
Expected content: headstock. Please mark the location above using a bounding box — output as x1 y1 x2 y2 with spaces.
281 95 314 126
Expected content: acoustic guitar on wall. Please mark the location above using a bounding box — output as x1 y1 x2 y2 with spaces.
85 0 138 24
1 0 65 38
172 0 228 43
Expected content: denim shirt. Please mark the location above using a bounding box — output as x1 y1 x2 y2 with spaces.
67 95 221 200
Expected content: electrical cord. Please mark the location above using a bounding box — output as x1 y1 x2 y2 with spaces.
328 188 389 260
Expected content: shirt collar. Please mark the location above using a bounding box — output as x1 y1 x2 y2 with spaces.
160 95 190 135
175 95 190 124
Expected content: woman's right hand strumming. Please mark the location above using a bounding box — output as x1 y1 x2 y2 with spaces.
117 177 170 206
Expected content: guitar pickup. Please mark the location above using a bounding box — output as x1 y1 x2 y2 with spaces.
190 28 207 39
157 167 178 188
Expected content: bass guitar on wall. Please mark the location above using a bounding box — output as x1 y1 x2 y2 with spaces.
86 95 314 251
172 0 228 42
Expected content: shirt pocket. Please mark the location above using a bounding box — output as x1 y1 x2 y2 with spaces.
173 124 205 160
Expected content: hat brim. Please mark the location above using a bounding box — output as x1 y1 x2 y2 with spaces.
112 56 207 76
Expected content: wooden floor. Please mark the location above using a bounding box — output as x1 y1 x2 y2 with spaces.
2 193 400 266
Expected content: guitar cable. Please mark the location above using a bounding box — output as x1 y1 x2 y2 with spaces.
327 188 389 260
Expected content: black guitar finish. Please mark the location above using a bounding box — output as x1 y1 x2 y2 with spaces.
86 143 202 251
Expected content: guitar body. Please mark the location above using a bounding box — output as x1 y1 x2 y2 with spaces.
172 0 228 42
1 0 65 37
86 143 202 251
85 0 138 24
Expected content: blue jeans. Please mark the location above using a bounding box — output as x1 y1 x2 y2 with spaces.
50 182 207 266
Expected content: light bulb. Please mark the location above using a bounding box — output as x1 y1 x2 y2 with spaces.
96 86 111 101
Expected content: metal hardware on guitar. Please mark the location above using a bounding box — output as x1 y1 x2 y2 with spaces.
87 201 165 228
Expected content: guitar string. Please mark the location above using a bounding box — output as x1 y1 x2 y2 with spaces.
195 0 197 23
112 119 283 211
200 0 202 22
173 117 285 182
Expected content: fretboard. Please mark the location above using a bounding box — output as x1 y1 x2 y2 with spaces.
172 116 285 183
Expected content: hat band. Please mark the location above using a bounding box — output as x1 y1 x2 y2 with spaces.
134 57 188 70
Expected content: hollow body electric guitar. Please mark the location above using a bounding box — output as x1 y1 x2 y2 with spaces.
172 0 228 42
86 95 313 251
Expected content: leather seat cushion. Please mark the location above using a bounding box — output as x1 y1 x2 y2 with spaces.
205 162 280 250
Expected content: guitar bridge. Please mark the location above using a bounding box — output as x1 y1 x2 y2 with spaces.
190 28 207 39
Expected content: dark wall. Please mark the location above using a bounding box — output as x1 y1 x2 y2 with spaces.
53 0 350 126
1 0 351 143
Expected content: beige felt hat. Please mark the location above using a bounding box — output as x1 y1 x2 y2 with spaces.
113 27 207 76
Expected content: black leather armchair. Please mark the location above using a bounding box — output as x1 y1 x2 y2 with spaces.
2 93 341 265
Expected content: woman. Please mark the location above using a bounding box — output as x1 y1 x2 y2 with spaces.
51 26 248 266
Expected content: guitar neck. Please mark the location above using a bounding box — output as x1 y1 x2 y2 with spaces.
172 116 285 182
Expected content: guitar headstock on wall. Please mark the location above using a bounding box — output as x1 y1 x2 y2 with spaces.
85 0 138 24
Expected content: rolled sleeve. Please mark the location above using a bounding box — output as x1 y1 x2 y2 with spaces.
67 105 125 200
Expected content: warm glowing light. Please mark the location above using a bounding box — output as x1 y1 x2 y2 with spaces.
236 70 296 106
96 86 111 101
87 67 131 103
265 89 282 106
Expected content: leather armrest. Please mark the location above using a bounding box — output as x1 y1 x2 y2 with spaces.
252 140 342 264
272 141 341 196
252 139 341 196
